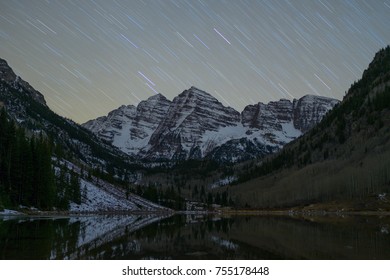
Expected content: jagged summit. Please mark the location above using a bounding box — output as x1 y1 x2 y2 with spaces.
176 86 222 108
188 86 208 93
144 86 241 160
147 92 169 101
84 86 339 162
189 86 202 91
0 58 18 83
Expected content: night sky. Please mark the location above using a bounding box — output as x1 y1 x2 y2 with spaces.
1 0 389 123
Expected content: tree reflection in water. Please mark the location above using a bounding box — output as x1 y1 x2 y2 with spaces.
1 214 390 259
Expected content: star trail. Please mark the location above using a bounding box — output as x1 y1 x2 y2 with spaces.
1 0 389 123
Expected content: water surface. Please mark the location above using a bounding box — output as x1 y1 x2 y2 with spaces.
1 213 389 259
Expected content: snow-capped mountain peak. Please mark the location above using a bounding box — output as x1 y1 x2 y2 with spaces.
83 87 339 163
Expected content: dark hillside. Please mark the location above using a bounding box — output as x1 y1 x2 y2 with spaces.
226 46 390 210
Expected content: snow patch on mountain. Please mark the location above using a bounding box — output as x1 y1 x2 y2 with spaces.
200 124 247 154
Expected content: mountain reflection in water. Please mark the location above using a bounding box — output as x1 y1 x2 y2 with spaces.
1 214 390 259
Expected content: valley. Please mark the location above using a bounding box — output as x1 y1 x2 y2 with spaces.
1 47 390 215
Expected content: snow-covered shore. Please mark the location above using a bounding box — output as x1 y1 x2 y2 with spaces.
0 209 24 215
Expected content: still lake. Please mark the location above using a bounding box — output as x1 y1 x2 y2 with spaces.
1 213 390 259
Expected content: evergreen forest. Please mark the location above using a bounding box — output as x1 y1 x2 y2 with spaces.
0 108 80 210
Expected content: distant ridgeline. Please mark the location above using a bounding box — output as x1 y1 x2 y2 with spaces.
227 46 390 209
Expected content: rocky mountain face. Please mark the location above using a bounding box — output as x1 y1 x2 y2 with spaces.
293 95 339 132
0 58 46 106
143 87 241 160
84 93 172 156
84 86 339 163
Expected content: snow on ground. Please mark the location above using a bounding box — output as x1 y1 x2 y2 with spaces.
55 158 167 212
0 209 25 221
210 176 237 189
0 209 24 215
69 178 166 212
70 179 137 212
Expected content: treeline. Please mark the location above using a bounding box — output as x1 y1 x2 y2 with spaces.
131 184 185 210
192 184 234 206
0 108 80 210
131 183 234 210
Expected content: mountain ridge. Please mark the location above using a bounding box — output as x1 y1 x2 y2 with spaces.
0 58 47 106
83 86 339 163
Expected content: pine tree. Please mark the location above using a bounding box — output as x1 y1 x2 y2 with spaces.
0 194 4 211
56 165 69 209
32 136 56 209
207 193 213 205
70 171 81 204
